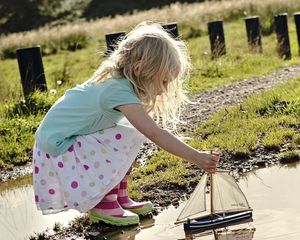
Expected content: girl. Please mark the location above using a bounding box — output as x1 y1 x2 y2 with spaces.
33 22 220 226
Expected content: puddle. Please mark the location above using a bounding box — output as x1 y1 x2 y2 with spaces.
0 174 81 240
113 161 300 240
0 161 299 240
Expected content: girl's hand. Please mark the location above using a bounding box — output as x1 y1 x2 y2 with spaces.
194 151 220 174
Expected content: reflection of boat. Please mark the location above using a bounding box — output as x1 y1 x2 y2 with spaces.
213 227 256 240
176 170 253 231
185 226 256 240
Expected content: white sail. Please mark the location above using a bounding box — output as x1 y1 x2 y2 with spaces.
176 174 208 222
212 172 251 214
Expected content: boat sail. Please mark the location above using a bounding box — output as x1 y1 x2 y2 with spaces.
176 170 253 231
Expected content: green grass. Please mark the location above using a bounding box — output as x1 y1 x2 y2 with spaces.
129 78 300 199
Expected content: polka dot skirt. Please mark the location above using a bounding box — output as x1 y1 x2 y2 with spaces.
33 120 146 215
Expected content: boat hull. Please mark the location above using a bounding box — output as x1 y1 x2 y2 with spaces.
184 210 253 231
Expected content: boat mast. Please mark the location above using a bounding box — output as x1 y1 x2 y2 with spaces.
210 172 214 218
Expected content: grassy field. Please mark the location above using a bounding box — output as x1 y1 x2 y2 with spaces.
0 0 300 175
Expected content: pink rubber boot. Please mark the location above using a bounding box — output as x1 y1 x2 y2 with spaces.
89 185 139 226
117 170 153 216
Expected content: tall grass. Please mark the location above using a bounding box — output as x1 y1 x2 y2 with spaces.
1 0 300 58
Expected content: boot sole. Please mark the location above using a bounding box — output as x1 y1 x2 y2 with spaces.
125 202 153 216
89 211 139 226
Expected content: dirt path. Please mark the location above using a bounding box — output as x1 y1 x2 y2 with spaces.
138 64 300 164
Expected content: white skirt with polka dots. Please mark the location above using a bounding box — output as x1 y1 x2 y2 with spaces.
33 119 146 214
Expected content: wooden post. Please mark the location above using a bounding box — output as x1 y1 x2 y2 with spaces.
105 32 126 55
208 20 226 58
274 13 291 60
162 23 179 38
245 16 263 53
294 12 300 55
16 46 47 98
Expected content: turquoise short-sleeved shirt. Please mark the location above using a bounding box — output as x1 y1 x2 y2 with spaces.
35 78 141 155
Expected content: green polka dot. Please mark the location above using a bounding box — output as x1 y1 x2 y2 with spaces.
90 150 96 156
48 171 54 177
98 129 104 134
48 207 53 210
62 155 68 162
64 192 70 198
101 148 107 154
100 187 105 193
89 182 95 187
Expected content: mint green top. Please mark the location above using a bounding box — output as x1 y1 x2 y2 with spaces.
35 78 141 155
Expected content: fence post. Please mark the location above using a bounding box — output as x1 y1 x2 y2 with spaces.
294 12 300 55
105 32 126 55
274 13 291 60
208 20 226 58
162 23 179 38
245 16 263 53
16 46 47 98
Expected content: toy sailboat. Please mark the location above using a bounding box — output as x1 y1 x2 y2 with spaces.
176 170 253 231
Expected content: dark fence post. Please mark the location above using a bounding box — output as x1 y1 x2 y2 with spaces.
274 13 291 60
294 12 300 55
16 46 47 98
245 16 263 53
162 23 179 38
208 20 226 58
105 32 126 56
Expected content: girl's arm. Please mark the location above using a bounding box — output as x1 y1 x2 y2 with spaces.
116 104 219 173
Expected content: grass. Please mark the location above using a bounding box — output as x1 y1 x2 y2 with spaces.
129 78 300 199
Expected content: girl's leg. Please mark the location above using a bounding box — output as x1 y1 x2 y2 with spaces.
117 169 153 215
89 185 139 226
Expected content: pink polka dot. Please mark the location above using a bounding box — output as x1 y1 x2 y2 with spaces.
71 181 78 189
94 162 100 168
68 145 74 152
49 189 55 195
83 165 89 170
106 159 112 163
35 195 39 202
34 166 39 174
77 141 82 147
46 153 50 159
58 162 64 168
115 133 122 140
64 205 68 208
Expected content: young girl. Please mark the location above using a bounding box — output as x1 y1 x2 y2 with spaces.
33 22 219 226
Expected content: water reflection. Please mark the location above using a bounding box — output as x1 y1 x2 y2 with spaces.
115 161 300 240
0 174 80 240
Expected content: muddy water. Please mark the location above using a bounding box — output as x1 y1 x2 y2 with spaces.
0 162 299 240
113 161 300 240
0 174 81 240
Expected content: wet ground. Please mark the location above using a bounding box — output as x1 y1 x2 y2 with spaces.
1 161 299 239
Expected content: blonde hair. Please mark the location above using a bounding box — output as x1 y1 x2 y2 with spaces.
91 21 192 130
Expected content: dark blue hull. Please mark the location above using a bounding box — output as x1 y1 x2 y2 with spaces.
184 211 253 231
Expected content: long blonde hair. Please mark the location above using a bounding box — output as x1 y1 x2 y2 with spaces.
91 21 192 130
